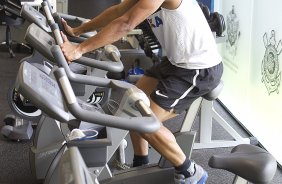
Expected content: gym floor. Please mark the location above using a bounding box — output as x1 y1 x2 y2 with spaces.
0 46 281 184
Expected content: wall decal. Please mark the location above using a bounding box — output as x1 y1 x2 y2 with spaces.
261 30 282 95
224 5 240 72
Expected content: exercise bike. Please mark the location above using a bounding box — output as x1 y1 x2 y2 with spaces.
27 44 277 184
58 143 277 184
1 0 121 141
15 42 160 183
49 40 277 184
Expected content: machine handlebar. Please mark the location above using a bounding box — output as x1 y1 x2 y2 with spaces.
52 60 160 133
42 1 124 73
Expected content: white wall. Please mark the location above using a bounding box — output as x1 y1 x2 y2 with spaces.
217 0 282 164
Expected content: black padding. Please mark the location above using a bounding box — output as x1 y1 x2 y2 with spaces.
198 3 210 20
209 144 277 184
203 80 224 101
208 12 226 37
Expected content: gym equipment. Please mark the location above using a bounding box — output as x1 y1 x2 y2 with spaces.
0 0 30 57
59 147 96 184
209 144 277 184
24 5 162 178
49 51 275 184
44 45 275 184
136 20 162 63
22 10 124 178
126 59 144 83
12 17 189 183
15 14 267 184
46 40 217 184
24 42 194 181
0 2 49 141
208 12 226 37
59 144 277 184
197 2 226 37
15 44 160 183
2 1 122 141
1 114 33 141
2 1 87 119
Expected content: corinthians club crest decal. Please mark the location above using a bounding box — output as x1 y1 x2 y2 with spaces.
227 5 240 47
224 5 240 72
262 30 282 95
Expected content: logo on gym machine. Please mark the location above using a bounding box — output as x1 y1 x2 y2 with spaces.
87 91 105 105
262 30 282 95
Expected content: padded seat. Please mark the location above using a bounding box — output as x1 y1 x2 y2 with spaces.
203 80 224 101
209 144 277 184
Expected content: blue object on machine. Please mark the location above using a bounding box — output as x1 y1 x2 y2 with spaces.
127 59 144 76
198 0 214 12
126 59 144 83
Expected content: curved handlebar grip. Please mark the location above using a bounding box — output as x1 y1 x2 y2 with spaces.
57 13 95 38
42 0 54 14
74 55 124 73
54 68 160 133
51 45 112 87
52 12 64 32
41 1 54 25
104 45 121 59
74 44 124 73
50 23 63 45
135 100 152 117
104 44 123 65
52 12 87 43
48 14 123 72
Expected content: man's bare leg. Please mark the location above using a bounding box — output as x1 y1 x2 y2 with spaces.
130 76 208 184
130 75 185 166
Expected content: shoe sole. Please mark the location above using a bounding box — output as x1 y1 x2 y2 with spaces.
198 171 208 184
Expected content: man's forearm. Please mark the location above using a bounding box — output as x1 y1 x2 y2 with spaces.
76 0 161 54
78 16 134 54
73 4 124 36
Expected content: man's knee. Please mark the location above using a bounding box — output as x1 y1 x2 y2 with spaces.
140 126 176 143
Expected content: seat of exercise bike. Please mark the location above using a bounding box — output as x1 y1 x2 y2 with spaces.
202 80 224 101
208 144 277 184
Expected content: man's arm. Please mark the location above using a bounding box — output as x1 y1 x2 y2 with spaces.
78 0 164 54
61 0 164 62
72 0 138 36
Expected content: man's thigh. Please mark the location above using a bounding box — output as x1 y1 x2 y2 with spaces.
136 75 177 122
136 75 158 97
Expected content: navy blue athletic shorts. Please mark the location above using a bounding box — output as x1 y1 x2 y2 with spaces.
145 59 223 114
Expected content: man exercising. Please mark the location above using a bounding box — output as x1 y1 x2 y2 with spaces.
60 0 223 183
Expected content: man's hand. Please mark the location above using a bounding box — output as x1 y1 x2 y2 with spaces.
60 32 82 63
61 18 77 37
